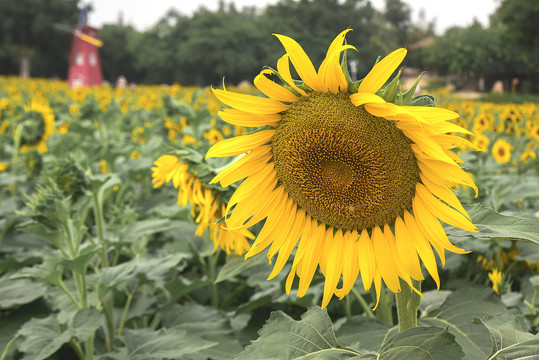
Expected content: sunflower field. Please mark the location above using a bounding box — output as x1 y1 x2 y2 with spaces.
0 35 539 360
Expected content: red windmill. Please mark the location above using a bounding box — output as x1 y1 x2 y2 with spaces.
57 4 104 88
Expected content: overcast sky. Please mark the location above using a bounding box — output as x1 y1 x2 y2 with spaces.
88 0 499 35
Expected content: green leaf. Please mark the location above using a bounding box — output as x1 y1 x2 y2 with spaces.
487 337 539 360
419 287 507 360
120 219 180 243
236 307 359 359
335 315 391 353
447 204 539 243
111 328 216 360
60 244 100 273
0 277 47 309
69 307 103 342
377 326 465 360
473 313 536 359
17 315 72 360
411 94 436 107
160 303 242 360
215 253 265 283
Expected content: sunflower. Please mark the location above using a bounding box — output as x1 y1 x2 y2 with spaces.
18 100 55 154
491 139 513 164
151 155 253 256
207 30 478 308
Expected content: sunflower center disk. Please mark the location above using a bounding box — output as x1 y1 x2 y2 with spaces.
272 92 420 230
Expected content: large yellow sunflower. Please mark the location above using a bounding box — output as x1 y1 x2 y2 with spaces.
207 30 478 308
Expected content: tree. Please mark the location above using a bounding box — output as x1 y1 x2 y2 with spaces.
0 0 81 78
99 24 139 83
384 0 411 45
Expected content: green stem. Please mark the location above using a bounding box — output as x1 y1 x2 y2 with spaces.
351 288 375 318
84 335 94 360
69 340 85 360
395 279 422 332
208 249 220 308
11 124 23 167
117 289 136 336
344 294 352 319
58 279 82 310
92 193 109 267
0 334 20 360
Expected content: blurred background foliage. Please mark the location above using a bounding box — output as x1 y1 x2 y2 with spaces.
0 0 538 92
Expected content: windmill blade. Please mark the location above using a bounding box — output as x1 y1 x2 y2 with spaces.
77 4 89 30
78 32 103 47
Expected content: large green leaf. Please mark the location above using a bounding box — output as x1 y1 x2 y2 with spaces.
0 277 47 309
473 314 538 360
487 337 539 360
108 328 216 360
335 316 391 353
446 204 539 244
69 308 103 342
378 326 464 360
17 315 72 360
215 253 265 283
236 307 360 359
160 303 242 360
419 287 507 360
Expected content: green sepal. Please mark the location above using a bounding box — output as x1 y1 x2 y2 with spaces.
397 73 423 106
382 70 401 103
341 50 359 93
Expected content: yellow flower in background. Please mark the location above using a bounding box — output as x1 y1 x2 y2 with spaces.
491 139 513 164
530 124 539 142
203 128 224 145
130 150 142 159
473 134 490 152
19 100 55 154
151 155 253 255
99 159 108 174
0 161 9 171
69 104 79 114
182 134 196 145
207 30 478 308
520 150 536 163
488 269 502 295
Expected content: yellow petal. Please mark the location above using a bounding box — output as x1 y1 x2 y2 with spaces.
404 211 440 289
412 196 469 257
403 106 459 123
322 229 344 308
338 230 360 297
218 109 281 127
319 44 355 93
267 208 306 280
394 216 424 279
254 69 301 103
297 222 325 297
212 87 289 114
358 48 407 94
226 162 275 213
277 54 308 96
274 34 322 91
372 226 401 293
416 183 478 232
357 229 375 291
210 145 272 186
206 130 275 158
420 173 471 221
349 92 386 106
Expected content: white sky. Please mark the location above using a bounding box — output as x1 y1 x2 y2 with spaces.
88 0 499 35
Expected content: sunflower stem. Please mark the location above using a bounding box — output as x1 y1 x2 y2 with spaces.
395 279 422 332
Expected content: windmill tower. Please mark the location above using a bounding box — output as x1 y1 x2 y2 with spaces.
66 5 104 88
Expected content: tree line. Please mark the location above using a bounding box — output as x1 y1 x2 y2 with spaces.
0 0 537 92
